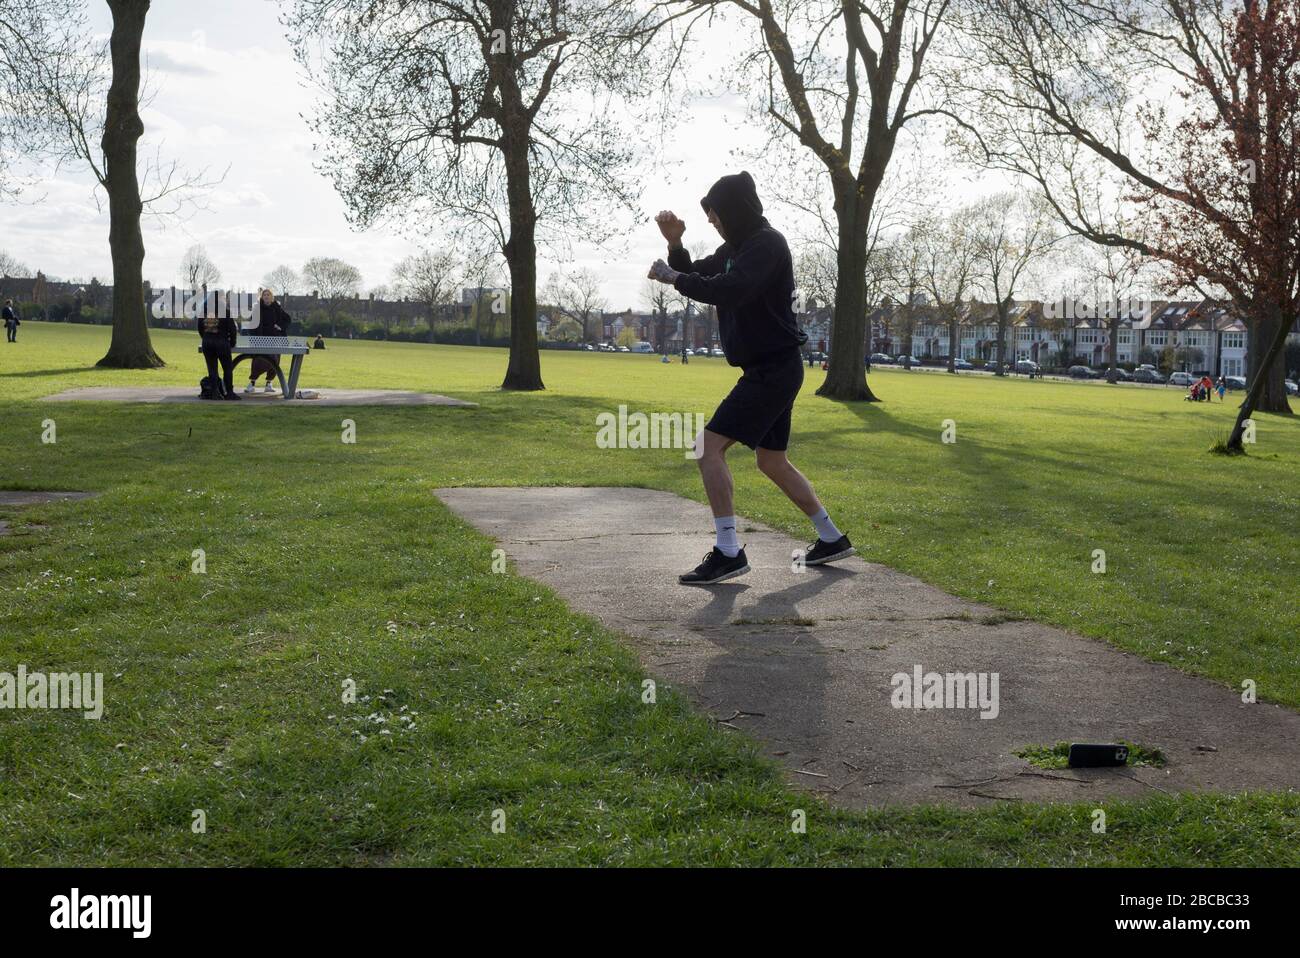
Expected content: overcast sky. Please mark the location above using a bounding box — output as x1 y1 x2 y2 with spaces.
1 0 988 311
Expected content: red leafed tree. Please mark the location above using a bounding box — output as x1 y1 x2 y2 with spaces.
957 0 1299 451
1135 0 1299 448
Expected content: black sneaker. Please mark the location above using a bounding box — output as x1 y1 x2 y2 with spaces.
222 392 241 400
679 547 750 585
804 535 855 566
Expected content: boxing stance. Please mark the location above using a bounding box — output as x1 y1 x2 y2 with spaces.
648 171 854 584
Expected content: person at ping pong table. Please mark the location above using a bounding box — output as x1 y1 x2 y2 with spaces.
243 287 294 393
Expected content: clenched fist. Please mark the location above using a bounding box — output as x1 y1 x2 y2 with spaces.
655 210 686 247
647 258 679 285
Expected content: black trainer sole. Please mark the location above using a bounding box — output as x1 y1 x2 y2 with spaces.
806 546 856 566
680 563 751 586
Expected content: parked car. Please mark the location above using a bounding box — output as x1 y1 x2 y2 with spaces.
869 352 894 365
896 354 921 367
1101 367 1132 381
1132 367 1164 383
1014 359 1040 375
710 347 725 358
1285 379 1298 395
1067 365 1094 379
1169 371 1197 387
617 345 630 352
1224 375 1247 390
952 358 974 370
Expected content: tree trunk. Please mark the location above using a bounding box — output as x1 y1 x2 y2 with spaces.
500 133 544 390
817 184 878 401
1228 301 1295 450
1244 305 1291 413
1106 316 1120 383
947 316 958 373
96 0 161 370
995 300 1009 375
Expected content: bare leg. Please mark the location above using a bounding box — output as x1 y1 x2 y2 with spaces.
755 447 823 516
696 429 736 517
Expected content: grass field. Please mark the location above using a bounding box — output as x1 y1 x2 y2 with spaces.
1 321 1298 866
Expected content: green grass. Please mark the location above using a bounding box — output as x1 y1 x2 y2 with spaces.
1 320 1298 866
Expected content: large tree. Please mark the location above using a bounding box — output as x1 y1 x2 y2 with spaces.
6 0 217 367
958 0 1300 448
288 0 648 390
653 0 953 400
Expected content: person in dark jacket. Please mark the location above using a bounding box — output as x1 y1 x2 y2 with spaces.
648 171 853 585
244 287 292 393
2 300 19 342
198 308 240 400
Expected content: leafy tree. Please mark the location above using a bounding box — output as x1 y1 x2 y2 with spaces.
287 0 650 390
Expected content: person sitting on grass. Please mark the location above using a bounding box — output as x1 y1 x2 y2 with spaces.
244 287 293 393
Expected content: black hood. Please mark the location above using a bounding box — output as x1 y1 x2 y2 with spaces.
701 171 767 247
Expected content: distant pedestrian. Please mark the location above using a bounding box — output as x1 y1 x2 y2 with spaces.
1215 376 1226 401
2 300 19 342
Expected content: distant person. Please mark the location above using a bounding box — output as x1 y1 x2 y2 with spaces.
2 300 18 342
314 334 325 350
243 287 292 393
1215 376 1227 402
1199 375 1214 402
198 306 239 400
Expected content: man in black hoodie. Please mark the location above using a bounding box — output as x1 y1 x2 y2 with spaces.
648 171 853 585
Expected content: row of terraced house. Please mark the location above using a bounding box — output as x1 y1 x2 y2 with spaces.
858 298 1300 376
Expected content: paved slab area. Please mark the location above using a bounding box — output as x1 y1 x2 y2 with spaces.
436 486 1300 808
42 386 475 407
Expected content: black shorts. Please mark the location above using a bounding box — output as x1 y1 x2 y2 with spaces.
706 350 804 451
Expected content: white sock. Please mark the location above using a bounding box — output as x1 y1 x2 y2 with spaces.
810 507 842 543
714 516 740 557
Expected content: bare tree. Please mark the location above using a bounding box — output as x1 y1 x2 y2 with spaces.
917 208 979 372
0 0 84 197
643 278 673 352
302 255 362 332
3 0 223 366
649 0 953 400
263 264 301 298
393 249 460 342
956 0 1300 447
545 268 607 345
968 191 1056 375
287 0 651 391
179 243 221 290
0 248 29 276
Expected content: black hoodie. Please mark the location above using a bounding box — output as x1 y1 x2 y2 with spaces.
668 171 806 367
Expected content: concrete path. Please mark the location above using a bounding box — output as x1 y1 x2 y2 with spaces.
42 386 475 407
436 486 1300 808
